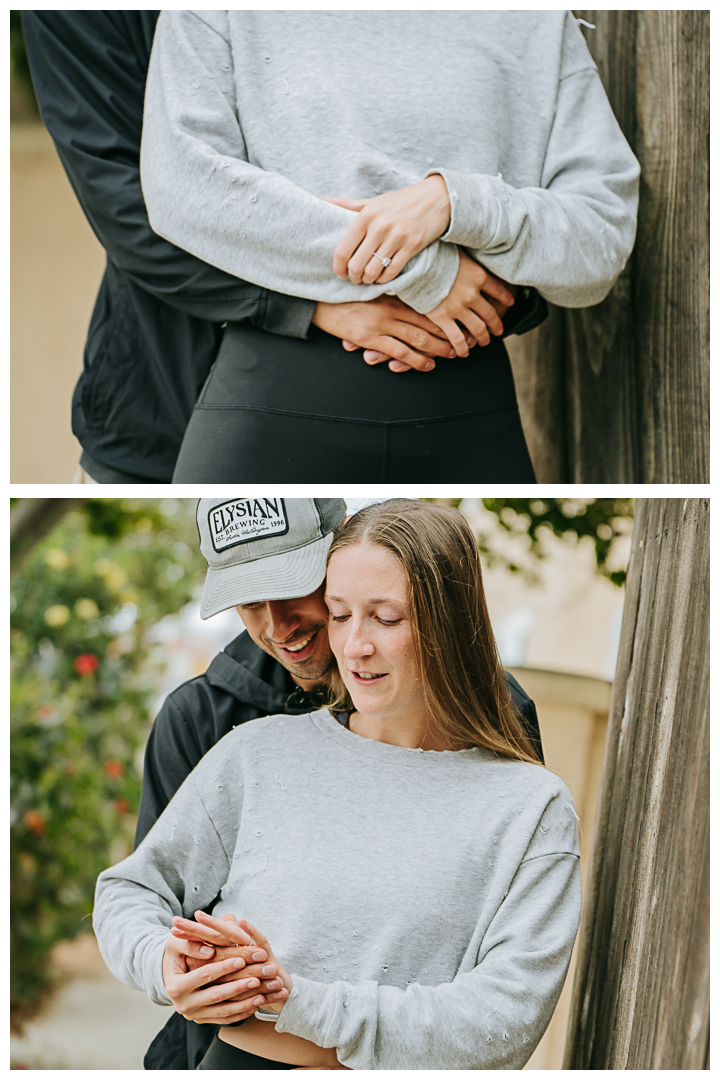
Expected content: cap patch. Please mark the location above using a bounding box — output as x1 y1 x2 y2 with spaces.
208 499 288 553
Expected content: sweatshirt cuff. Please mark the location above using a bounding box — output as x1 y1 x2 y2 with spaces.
257 290 317 340
146 934 174 1007
394 239 460 314
274 974 344 1046
426 168 504 251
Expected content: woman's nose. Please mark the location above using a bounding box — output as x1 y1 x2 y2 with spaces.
343 620 373 658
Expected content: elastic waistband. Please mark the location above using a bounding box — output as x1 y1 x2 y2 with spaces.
201 321 518 423
193 401 519 425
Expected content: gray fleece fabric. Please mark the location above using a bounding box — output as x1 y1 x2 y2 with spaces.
140 10 639 314
94 710 581 1070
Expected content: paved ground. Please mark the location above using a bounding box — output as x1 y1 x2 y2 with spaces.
10 936 169 1070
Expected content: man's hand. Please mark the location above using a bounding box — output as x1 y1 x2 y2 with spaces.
425 250 517 356
322 175 452 286
312 295 473 374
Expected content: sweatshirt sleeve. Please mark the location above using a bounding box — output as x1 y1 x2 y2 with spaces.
94 767 235 1006
427 15 640 308
140 10 459 314
21 10 315 338
275 798 581 1069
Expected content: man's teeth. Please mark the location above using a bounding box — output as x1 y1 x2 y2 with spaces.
284 635 313 653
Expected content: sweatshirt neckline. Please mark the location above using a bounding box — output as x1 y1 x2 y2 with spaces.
311 708 492 767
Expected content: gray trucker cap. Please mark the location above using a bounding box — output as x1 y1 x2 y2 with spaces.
197 498 346 618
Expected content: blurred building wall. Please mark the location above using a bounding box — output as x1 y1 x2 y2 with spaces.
11 123 105 483
512 668 611 1070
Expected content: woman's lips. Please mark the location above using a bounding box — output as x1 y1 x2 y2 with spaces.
278 630 318 662
350 670 387 683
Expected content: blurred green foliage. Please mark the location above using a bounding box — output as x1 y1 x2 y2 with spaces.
481 498 634 586
432 498 633 586
10 500 205 1026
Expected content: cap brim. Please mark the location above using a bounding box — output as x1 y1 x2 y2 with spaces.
200 532 333 618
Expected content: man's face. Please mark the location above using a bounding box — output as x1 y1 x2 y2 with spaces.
235 582 333 689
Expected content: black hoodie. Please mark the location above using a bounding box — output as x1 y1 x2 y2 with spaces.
135 630 542 1070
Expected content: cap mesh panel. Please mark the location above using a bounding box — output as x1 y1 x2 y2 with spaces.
315 499 346 535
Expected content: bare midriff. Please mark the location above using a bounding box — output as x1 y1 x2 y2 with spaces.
218 1015 343 1067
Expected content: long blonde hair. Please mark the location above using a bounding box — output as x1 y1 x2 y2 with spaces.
327 500 542 764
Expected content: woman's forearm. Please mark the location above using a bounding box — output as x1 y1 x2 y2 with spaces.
424 64 639 306
275 851 581 1070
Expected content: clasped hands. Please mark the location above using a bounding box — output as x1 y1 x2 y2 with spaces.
162 910 291 1025
313 175 516 373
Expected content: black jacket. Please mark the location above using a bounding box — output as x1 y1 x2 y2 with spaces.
135 630 543 1070
22 11 316 482
22 11 546 483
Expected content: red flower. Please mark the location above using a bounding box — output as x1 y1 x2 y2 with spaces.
23 810 45 836
115 798 130 816
74 653 100 677
104 759 124 778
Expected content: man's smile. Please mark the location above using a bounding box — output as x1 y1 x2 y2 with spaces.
267 627 324 663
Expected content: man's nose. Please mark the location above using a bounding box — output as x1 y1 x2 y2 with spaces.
266 600 301 642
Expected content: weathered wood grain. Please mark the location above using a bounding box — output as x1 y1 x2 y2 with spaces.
562 11 639 482
512 13 709 481
633 12 710 482
505 303 567 482
563 500 709 1069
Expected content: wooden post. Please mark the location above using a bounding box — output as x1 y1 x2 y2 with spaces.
507 12 709 482
563 500 709 1069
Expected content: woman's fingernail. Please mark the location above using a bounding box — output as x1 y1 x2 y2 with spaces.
254 997 265 1007
248 978 260 988
252 951 265 961
262 965 275 976
424 362 434 371
273 991 286 1000
233 958 244 967
200 946 213 956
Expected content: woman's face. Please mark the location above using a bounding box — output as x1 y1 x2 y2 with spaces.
325 542 427 725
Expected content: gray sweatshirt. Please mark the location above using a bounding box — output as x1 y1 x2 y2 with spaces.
140 10 639 314
94 710 581 1070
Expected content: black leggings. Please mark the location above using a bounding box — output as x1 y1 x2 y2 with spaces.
196 1034 297 1070
172 323 536 483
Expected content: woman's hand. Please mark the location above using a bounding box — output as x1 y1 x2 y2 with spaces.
322 175 451 286
312 295 476 374
162 940 275 1025
179 913 269 983
173 912 293 1015
425 250 517 356
163 912 289 1023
